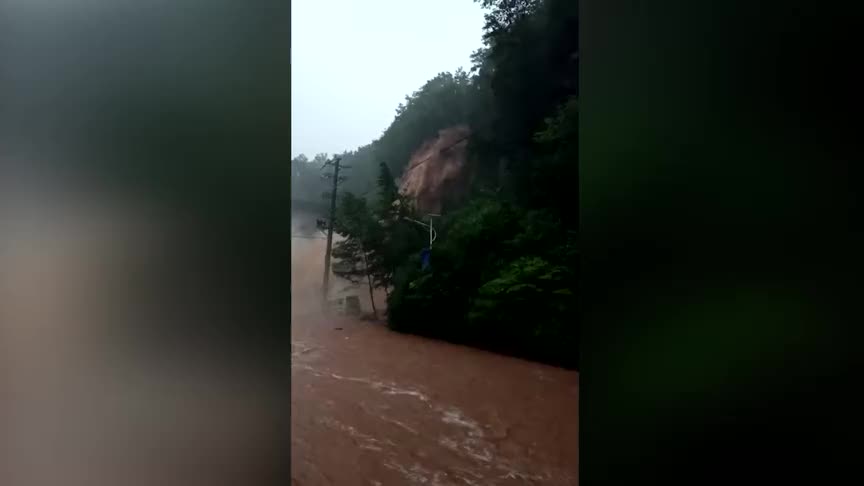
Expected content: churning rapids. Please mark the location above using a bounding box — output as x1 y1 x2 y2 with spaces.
291 210 578 486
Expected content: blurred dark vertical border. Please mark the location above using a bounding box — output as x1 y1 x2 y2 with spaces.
1 1 292 483
581 1 860 484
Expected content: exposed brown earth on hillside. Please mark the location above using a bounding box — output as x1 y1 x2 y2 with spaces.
399 126 472 215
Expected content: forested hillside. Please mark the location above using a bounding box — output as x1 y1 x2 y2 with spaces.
291 70 474 205
294 0 578 369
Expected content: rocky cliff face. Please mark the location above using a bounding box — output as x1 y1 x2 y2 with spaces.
398 125 471 215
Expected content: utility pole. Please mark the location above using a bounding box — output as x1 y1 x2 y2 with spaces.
321 155 350 303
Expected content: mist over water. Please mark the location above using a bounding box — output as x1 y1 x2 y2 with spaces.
291 209 327 316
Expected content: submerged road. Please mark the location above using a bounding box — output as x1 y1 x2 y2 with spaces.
291 212 578 485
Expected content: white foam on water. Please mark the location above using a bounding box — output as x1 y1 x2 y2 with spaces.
294 362 577 485
439 407 484 438
317 416 394 453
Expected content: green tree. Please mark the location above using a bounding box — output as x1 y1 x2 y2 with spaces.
331 192 381 317
477 0 542 40
375 162 400 218
469 0 578 211
332 162 425 309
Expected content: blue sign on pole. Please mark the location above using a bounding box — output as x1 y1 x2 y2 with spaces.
420 248 431 271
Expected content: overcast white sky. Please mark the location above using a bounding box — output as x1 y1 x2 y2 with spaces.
291 0 485 158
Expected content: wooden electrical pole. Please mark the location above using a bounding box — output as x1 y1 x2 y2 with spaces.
321 155 350 303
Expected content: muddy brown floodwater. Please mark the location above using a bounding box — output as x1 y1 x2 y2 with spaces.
291 211 578 486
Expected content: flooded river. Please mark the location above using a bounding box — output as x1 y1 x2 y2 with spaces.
291 211 579 485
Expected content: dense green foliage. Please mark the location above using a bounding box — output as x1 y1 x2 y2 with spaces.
387 199 577 368
331 163 425 292
375 70 473 174
389 0 578 368
297 0 578 369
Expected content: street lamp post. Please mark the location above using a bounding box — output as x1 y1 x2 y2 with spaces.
403 213 439 248
404 214 440 272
